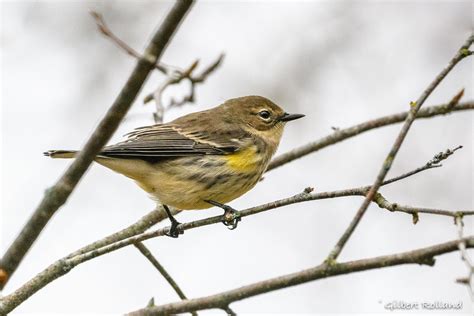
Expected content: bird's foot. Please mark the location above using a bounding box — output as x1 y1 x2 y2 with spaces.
163 205 183 238
205 200 242 230
165 216 183 238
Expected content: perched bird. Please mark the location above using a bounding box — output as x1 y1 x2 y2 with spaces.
45 96 304 237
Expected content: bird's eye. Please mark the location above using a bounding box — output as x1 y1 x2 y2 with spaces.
258 110 271 120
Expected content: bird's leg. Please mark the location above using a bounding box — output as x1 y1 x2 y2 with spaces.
163 205 183 238
204 200 241 230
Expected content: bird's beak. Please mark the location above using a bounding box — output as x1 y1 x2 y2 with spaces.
279 112 305 122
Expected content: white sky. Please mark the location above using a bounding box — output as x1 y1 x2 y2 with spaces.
1 0 473 314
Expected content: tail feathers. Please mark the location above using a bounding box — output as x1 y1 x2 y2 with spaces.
44 150 77 159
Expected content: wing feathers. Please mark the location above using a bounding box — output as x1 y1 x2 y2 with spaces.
102 123 243 161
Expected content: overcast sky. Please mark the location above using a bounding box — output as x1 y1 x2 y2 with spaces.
1 0 473 314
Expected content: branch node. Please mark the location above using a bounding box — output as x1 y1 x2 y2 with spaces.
428 145 463 167
0 268 8 286
456 277 469 285
454 212 465 224
460 48 472 56
412 212 419 225
373 192 390 210
59 259 73 273
418 257 436 266
222 305 237 316
143 53 225 122
440 89 465 114
323 257 338 267
304 187 314 194
146 297 155 308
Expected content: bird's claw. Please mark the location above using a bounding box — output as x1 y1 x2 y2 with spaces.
222 209 241 230
164 217 183 238
205 199 242 230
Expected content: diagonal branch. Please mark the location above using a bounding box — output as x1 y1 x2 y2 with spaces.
67 206 171 259
1 191 471 315
127 237 474 315
91 10 224 124
38 100 474 262
326 35 474 262
0 0 195 290
90 11 167 74
3 95 471 291
2 147 472 314
267 100 474 172
380 145 462 186
133 242 198 316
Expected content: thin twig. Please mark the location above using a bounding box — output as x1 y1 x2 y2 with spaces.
455 216 474 301
2 152 472 313
127 237 474 315
133 242 198 316
90 10 224 124
143 54 225 123
4 97 468 285
67 206 173 259
1 191 470 314
381 145 463 186
0 0 195 290
222 305 237 315
90 11 167 74
326 35 473 262
146 297 155 308
267 101 474 172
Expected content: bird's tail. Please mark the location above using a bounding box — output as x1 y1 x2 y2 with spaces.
44 150 77 159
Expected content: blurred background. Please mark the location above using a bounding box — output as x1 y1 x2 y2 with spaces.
1 0 473 314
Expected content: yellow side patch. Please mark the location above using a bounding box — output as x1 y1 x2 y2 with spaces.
225 145 259 172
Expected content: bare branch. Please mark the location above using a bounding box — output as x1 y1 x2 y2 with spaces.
4 93 469 291
146 297 155 308
90 12 225 124
455 216 474 301
192 54 225 83
127 237 474 315
67 206 173 259
2 148 472 313
326 35 474 262
90 11 167 74
3 4 471 314
0 0 195 290
267 101 474 172
222 305 237 315
372 193 474 219
1 189 470 314
380 145 463 186
143 54 225 123
133 242 197 316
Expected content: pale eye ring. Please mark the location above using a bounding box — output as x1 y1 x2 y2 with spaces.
258 110 271 120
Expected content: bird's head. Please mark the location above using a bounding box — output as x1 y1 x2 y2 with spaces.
221 95 304 145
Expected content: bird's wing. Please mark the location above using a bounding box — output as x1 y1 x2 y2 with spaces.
100 123 248 161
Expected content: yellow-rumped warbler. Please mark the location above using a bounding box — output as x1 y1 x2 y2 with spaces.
45 96 304 237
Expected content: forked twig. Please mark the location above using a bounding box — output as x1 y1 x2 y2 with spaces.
143 54 225 123
326 34 473 262
90 11 168 74
2 145 472 314
0 0 194 292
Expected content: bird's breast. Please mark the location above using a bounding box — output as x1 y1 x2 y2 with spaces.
225 144 268 173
